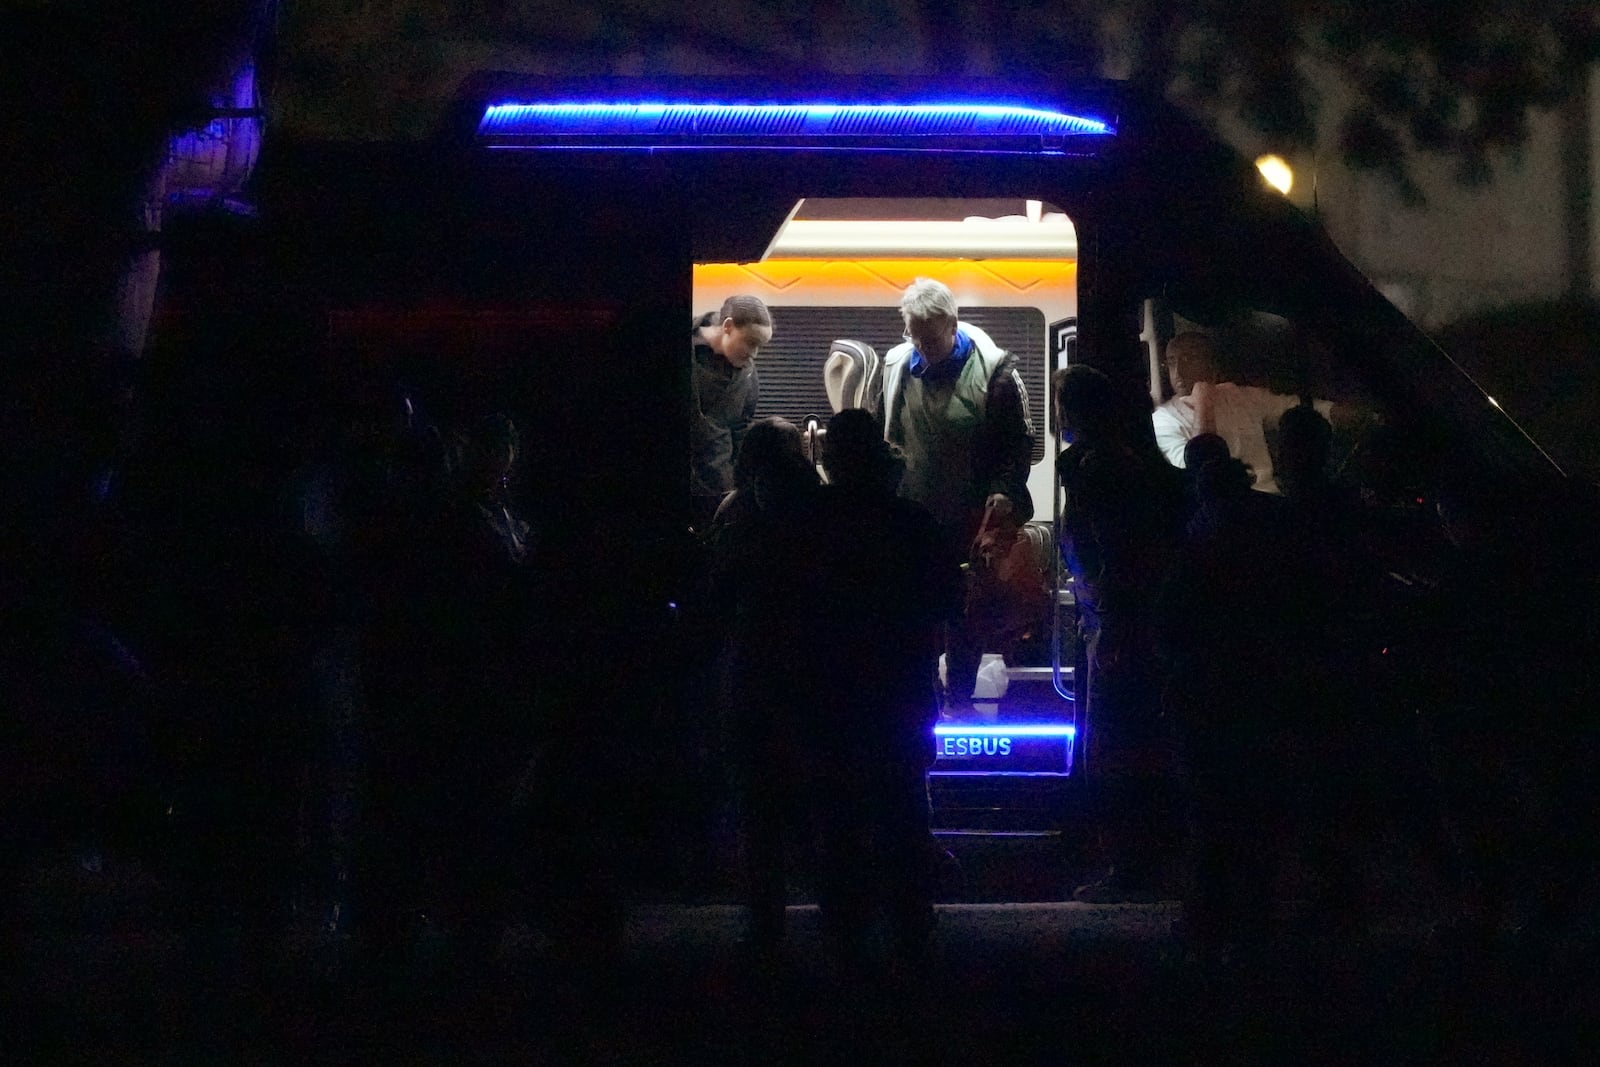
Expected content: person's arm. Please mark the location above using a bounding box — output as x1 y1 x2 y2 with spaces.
878 347 906 445
1191 381 1217 436
984 355 1037 522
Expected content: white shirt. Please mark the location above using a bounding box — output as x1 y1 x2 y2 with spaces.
1152 383 1330 495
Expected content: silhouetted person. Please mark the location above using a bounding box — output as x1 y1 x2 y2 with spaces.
687 413 819 891
438 414 537 951
1412 472 1600 961
94 348 318 971
809 408 962 963
1054 366 1186 903
1276 401 1335 506
457 413 532 565
1160 433 1297 956
704 417 821 952
284 390 425 957
1273 402 1378 936
356 411 536 980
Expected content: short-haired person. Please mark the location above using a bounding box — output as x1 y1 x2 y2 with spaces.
1152 332 1331 495
691 295 774 529
881 277 1035 714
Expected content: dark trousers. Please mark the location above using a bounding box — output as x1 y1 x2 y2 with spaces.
740 764 797 944
355 661 529 969
938 520 982 707
729 688 808 945
944 612 983 707
810 747 935 950
1079 610 1178 884
1184 753 1287 946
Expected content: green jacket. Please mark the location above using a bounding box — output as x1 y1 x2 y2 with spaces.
881 321 1035 536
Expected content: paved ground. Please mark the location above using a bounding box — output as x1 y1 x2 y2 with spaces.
5 839 1599 1065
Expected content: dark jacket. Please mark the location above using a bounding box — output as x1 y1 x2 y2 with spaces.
812 483 962 761
880 322 1035 538
1056 440 1184 620
690 312 759 500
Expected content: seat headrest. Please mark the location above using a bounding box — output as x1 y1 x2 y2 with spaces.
823 339 882 415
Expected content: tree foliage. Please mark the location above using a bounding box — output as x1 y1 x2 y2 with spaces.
1094 0 1600 200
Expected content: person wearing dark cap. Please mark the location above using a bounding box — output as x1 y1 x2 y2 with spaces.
690 295 773 531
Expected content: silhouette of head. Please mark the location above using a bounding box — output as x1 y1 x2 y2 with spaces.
823 408 894 490
1053 364 1119 445
1277 401 1333 497
1185 432 1252 499
733 416 809 494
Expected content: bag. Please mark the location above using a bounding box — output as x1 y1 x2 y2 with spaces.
965 504 1051 653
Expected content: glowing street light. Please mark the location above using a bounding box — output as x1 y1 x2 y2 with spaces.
1255 154 1293 195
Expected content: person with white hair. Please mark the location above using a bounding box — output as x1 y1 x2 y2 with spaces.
880 277 1035 714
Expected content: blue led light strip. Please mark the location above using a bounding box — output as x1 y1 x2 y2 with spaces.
928 770 1073 778
932 724 1075 738
478 102 1112 140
